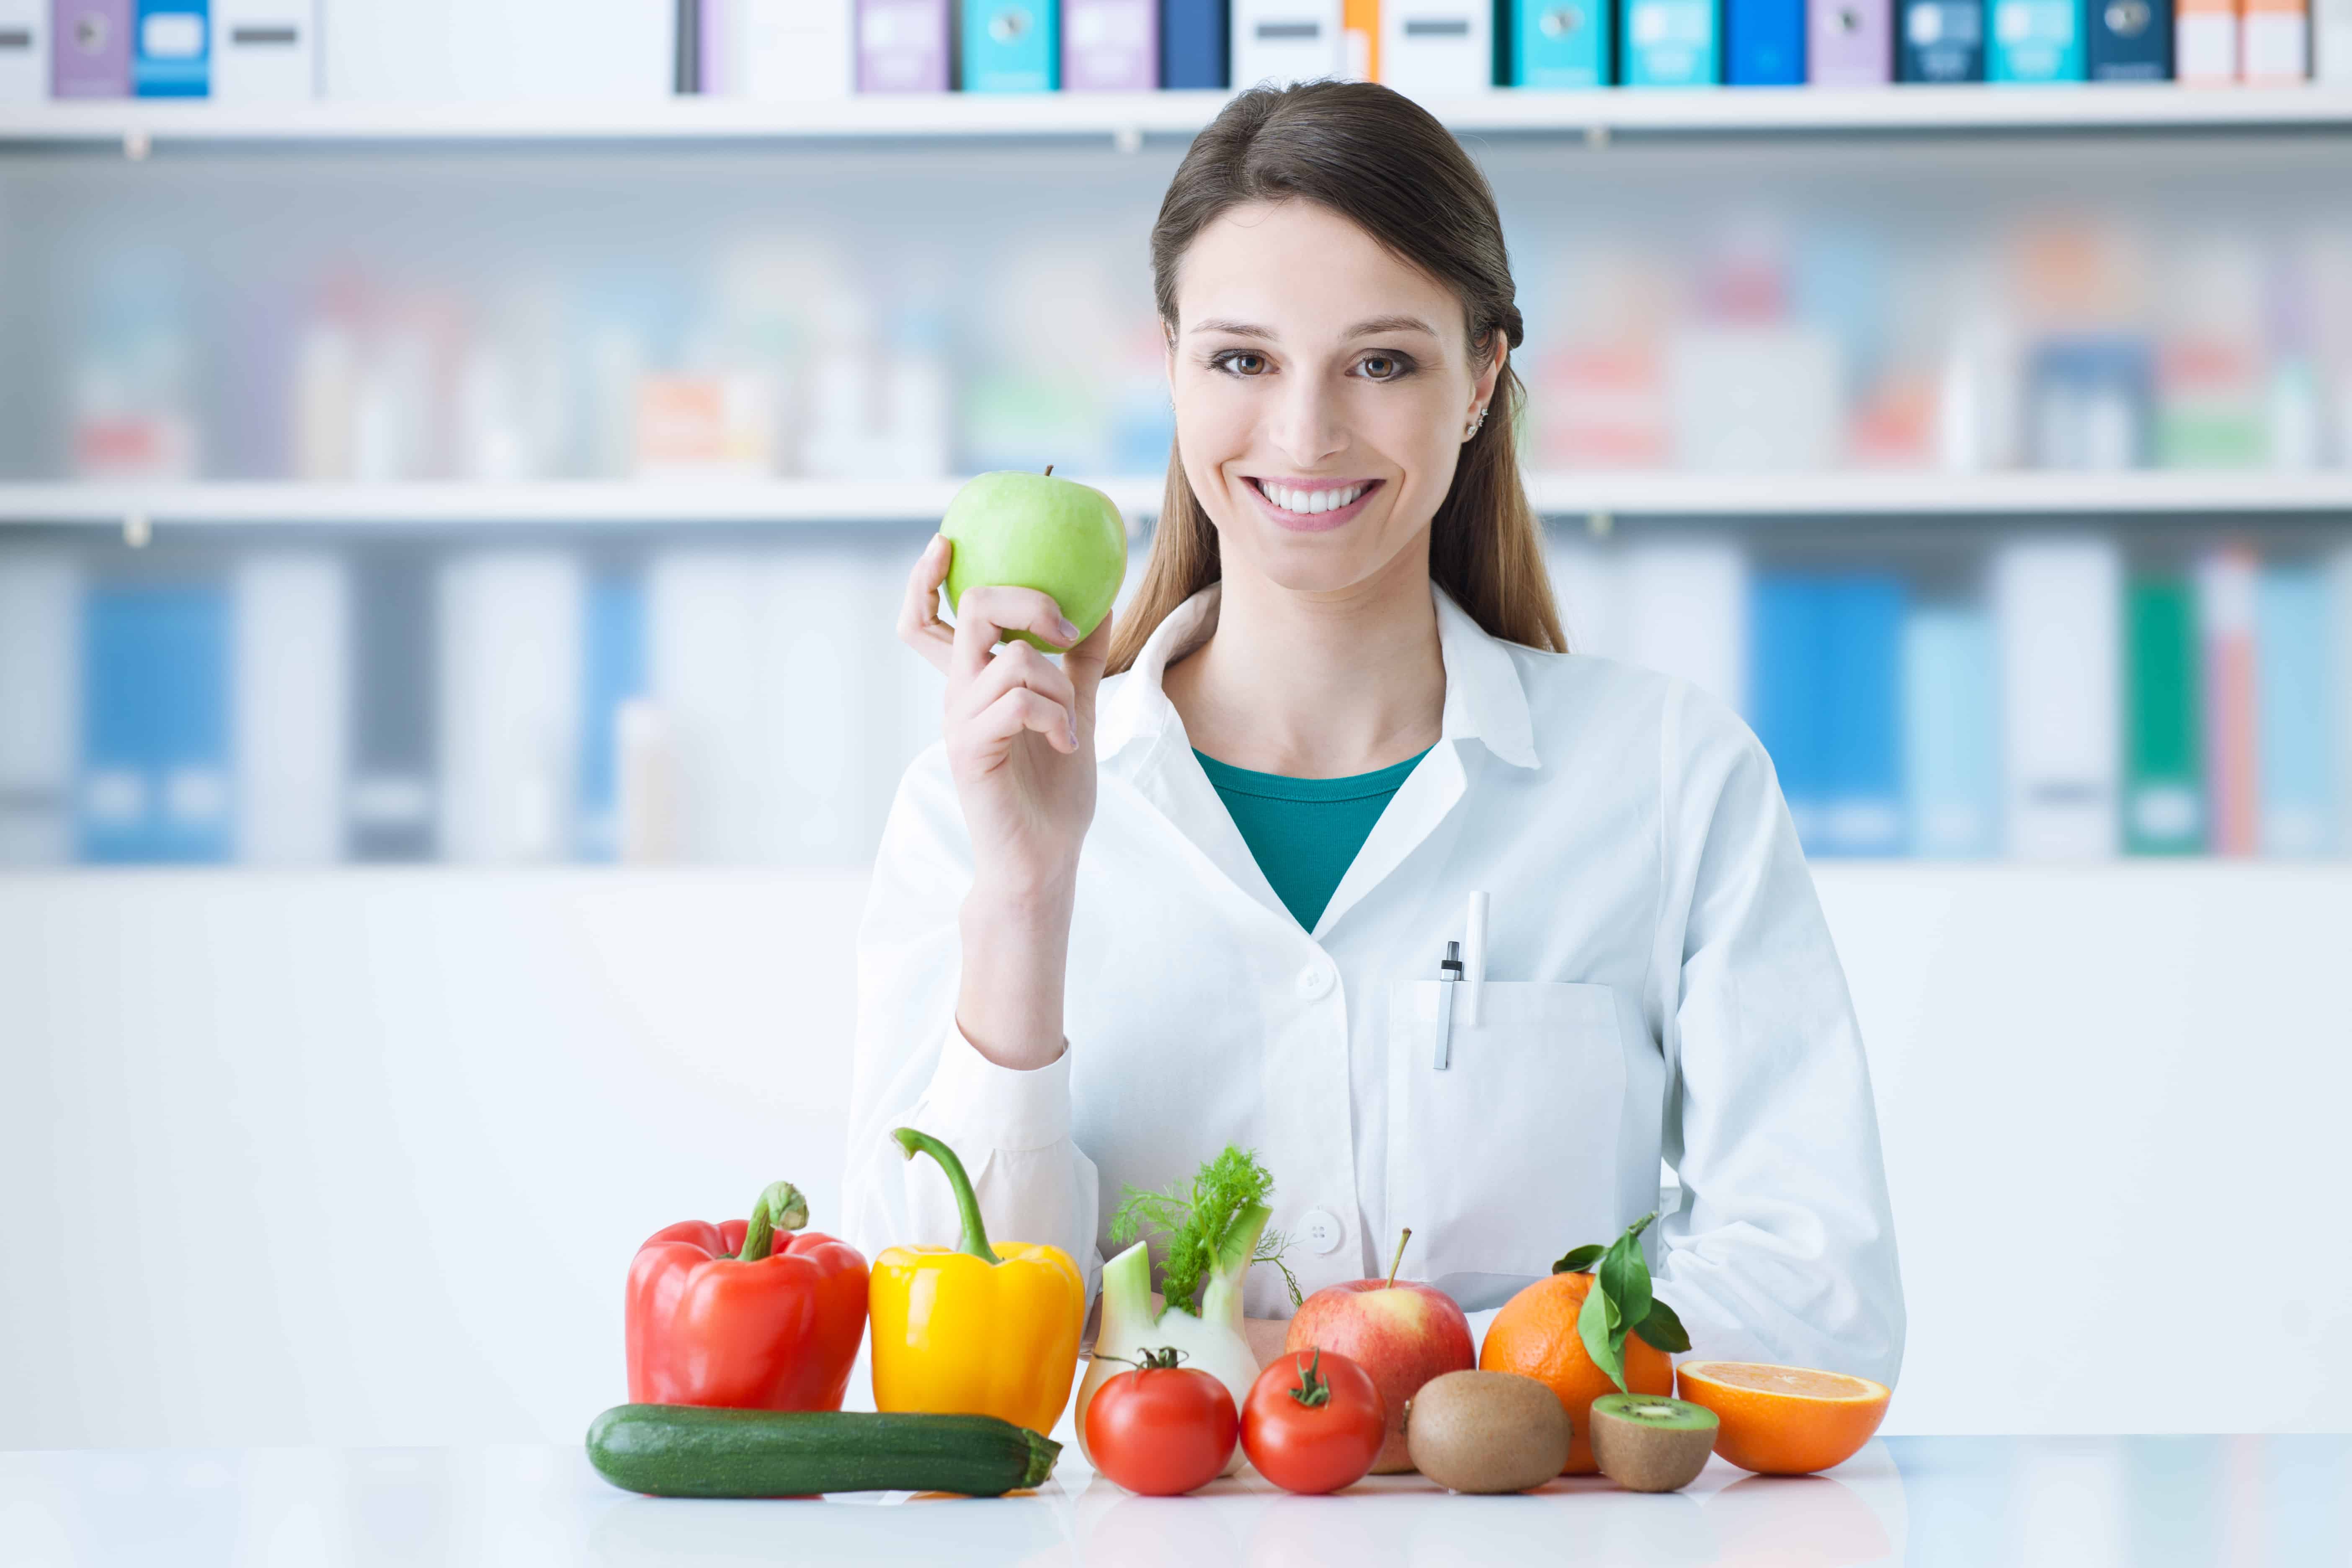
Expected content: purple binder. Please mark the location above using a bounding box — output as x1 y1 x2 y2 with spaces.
51 0 131 96
1808 0 1892 80
1063 0 1158 88
856 0 950 90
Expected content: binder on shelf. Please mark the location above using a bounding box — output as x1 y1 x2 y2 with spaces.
1344 0 1373 75
2124 572 2204 855
1727 0 1804 80
1622 0 1719 80
438 552 584 865
211 0 313 99
1751 573 1830 853
2241 0 2307 78
962 0 1060 88
1509 0 1611 84
0 0 42 101
855 0 951 88
1995 539 2120 860
2197 546 2259 856
1986 0 2084 78
2174 0 2237 77
234 553 348 865
2318 0 2349 76
702 0 854 98
1232 0 1342 83
676 0 698 88
2255 565 2333 856
1162 0 1227 82
1621 539 1747 716
321 0 675 103
1064 0 1158 88
1821 575 1906 856
347 553 437 863
2087 0 2168 71
1897 0 1983 76
131 0 206 95
578 569 647 862
1809 0 1892 81
0 554 77 866
78 578 234 865
1904 603 2000 858
51 0 130 96
1380 0 1489 95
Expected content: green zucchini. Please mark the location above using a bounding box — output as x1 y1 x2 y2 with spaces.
585 1404 1062 1498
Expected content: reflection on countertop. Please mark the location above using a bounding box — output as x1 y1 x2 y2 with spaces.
2 1436 2347 1566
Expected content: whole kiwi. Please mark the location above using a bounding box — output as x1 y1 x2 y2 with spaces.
1403 1371 1572 1494
1589 1393 1718 1493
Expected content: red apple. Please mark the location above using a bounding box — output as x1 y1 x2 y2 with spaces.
1282 1233 1475 1474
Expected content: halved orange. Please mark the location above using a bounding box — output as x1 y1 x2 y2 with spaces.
1674 1362 1890 1475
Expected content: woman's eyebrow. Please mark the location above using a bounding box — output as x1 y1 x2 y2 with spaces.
1187 315 1439 340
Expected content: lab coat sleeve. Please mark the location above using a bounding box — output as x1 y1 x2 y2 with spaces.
1647 681 1906 1389
839 743 1104 1311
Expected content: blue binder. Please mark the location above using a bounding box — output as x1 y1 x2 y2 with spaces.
2256 567 2336 856
963 0 1061 88
1820 575 1907 857
1162 0 1229 82
1903 604 1999 858
2086 0 2168 75
1751 573 1830 853
578 570 647 863
79 580 233 863
1726 0 1805 79
1621 0 1718 80
131 0 208 96
1986 0 2083 78
1897 0 1983 76
1511 0 1612 83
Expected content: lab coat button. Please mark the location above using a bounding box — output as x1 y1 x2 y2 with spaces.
1296 964 1333 998
1300 1208 1344 1254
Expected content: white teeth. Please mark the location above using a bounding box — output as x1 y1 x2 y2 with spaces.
1261 482 1365 516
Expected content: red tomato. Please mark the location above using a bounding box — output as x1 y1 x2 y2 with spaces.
1240 1349 1387 1495
1084 1352 1239 1496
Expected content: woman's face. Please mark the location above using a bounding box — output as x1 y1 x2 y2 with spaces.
1166 199 1505 598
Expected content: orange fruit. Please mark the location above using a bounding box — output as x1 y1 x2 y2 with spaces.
1478 1271 1673 1474
1675 1361 1890 1475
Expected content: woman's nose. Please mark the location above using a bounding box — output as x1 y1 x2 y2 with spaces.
1265 375 1347 469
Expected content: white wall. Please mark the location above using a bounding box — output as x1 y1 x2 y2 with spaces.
2 863 2346 1448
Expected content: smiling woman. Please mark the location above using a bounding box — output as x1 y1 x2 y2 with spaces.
848 81 1906 1413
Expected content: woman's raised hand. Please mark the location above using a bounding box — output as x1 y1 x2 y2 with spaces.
898 531 1113 910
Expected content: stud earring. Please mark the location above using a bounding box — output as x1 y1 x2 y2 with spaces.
1466 405 1488 440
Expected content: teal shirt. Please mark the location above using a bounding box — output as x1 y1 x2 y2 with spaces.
1193 747 1433 931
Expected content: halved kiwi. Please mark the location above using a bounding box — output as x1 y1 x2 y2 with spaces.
1589 1393 1718 1493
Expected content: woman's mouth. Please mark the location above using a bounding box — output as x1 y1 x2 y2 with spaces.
1243 476 1384 533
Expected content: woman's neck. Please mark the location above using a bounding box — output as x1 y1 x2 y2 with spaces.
1163 547 1445 779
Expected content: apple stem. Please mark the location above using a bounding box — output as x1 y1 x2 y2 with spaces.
1384 1228 1411 1292
1044 464 1055 477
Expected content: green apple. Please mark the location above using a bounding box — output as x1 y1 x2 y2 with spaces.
940 467 1128 652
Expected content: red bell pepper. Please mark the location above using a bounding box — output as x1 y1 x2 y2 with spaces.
625 1180 869 1411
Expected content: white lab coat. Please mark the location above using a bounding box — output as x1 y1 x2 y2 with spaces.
843 578 1905 1387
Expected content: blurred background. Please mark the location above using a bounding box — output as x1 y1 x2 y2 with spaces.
3 0 2349 1464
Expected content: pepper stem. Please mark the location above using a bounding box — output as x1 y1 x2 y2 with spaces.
892 1127 1002 1265
1384 1227 1412 1291
736 1181 810 1261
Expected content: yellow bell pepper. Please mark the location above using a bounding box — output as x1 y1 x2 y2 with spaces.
869 1127 1086 1435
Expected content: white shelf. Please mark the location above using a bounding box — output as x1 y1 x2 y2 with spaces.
6 84 2352 150
3 471 2349 530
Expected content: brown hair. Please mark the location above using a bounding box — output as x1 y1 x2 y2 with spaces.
1107 80 1565 676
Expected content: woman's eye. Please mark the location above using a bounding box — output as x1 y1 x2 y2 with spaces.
1359 354 1413 381
1214 351 1268 376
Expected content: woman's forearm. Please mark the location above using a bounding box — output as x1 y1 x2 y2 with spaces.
955 878 1077 1071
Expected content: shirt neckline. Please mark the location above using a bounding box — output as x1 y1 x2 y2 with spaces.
1191 746 1434 804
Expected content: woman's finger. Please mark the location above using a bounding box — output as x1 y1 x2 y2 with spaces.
962 686 1078 756
949 584 1083 683
896 534 957 675
953 639 1077 727
1061 604 1115 732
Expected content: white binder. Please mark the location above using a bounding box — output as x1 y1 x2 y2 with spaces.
438 552 585 864
1379 0 1489 97
0 553 77 864
1232 0 1344 85
0 0 43 102
1996 538 2122 860
213 0 317 100
235 553 348 864
322 0 673 101
2320 0 2352 77
704 0 854 98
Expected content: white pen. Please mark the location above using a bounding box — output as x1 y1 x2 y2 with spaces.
1462 891 1489 1028
1434 940 1463 1070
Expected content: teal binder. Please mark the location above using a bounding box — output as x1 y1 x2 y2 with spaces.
963 0 1061 88
1621 0 1718 80
1986 0 2084 78
1513 0 1612 83
2257 566 2335 856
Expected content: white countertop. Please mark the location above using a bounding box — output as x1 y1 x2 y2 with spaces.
5 1437 2347 1565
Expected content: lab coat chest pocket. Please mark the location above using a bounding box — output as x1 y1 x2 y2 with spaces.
1385 980 1629 1282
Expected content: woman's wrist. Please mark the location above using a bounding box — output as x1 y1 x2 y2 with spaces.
955 880 1075 1071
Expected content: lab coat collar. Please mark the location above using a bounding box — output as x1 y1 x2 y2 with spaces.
1094 578 1541 771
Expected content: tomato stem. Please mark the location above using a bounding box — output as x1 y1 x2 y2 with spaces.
1287 1348 1333 1408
